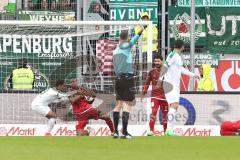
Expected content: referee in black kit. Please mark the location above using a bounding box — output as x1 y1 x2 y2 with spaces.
112 28 143 139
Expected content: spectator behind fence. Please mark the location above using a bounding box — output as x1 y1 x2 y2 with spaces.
197 64 215 91
135 12 159 62
90 1 101 13
27 0 40 10
88 0 109 20
8 58 34 90
27 0 76 11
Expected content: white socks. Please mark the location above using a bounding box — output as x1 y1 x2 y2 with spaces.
47 118 56 133
167 107 177 131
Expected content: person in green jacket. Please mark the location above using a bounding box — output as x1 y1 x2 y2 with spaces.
198 64 215 91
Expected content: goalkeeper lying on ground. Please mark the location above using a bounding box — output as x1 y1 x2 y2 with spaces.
69 79 114 136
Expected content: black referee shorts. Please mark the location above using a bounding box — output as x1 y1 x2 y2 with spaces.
115 75 135 102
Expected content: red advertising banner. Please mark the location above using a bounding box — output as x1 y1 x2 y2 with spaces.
181 60 240 91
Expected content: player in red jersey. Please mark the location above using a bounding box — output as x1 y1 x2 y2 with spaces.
69 79 114 136
141 55 168 136
220 120 240 136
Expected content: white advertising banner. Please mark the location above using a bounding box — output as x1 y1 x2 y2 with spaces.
0 124 220 136
0 93 239 125
180 94 240 125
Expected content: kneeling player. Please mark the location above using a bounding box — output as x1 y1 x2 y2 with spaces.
141 55 168 136
220 120 240 136
69 82 114 136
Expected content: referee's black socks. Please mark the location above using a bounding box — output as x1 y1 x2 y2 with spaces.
122 111 130 135
113 112 120 134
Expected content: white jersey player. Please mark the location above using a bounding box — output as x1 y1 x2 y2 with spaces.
31 80 69 136
158 40 198 136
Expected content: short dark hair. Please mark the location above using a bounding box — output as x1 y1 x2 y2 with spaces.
154 54 163 61
55 80 65 87
120 31 128 40
18 58 28 68
174 39 184 49
141 15 149 19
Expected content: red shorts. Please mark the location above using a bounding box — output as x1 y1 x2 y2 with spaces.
74 106 100 131
151 98 168 122
75 107 100 121
151 98 168 108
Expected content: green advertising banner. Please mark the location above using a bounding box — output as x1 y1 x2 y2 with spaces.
182 53 220 67
0 35 77 91
169 7 206 46
0 10 77 91
19 10 75 21
178 0 240 7
109 0 158 37
109 0 158 22
206 8 240 54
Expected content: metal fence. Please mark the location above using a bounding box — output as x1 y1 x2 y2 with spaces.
0 0 206 91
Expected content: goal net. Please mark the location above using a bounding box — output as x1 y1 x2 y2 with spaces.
0 20 153 126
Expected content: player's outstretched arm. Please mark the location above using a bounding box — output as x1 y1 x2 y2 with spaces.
64 90 79 97
129 27 143 47
181 67 198 78
77 87 96 98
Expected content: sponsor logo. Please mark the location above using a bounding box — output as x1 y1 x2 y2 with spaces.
33 73 49 91
41 62 62 66
7 127 36 136
182 128 212 136
54 126 113 136
220 61 240 91
142 129 165 136
178 0 240 7
19 10 75 21
142 127 213 136
92 127 113 136
54 127 76 136
171 12 203 43
182 53 220 67
179 97 196 125
0 125 218 136
0 61 13 66
38 52 74 59
0 35 73 56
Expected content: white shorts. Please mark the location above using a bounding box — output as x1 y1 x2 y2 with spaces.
31 102 51 117
164 85 180 104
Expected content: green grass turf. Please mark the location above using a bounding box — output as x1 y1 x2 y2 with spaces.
0 137 239 160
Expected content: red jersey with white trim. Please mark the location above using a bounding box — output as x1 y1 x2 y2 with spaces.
71 96 92 114
143 68 166 100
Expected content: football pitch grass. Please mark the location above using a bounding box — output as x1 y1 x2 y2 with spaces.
1 136 239 160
